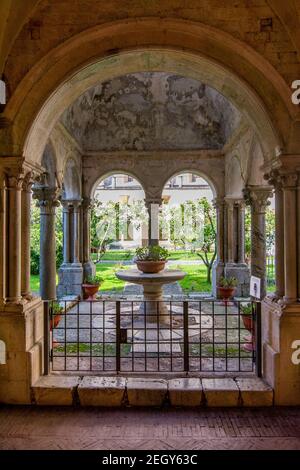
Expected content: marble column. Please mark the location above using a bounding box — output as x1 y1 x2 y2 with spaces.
33 187 60 300
245 187 272 299
82 197 95 278
214 198 225 264
144 196 161 246
21 174 33 299
72 200 81 265
225 199 234 264
6 174 23 303
281 173 298 303
212 198 225 296
61 200 71 265
237 200 246 264
0 172 7 303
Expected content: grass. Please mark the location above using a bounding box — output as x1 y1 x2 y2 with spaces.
30 250 275 294
169 263 212 293
95 263 129 292
54 342 131 355
91 250 133 261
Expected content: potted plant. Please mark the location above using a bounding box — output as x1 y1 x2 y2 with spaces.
50 301 64 330
134 246 169 273
240 302 253 332
240 302 254 351
82 274 103 300
217 276 238 300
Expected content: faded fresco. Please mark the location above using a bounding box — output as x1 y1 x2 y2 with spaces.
61 72 240 151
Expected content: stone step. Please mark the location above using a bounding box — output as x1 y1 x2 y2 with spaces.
32 376 273 407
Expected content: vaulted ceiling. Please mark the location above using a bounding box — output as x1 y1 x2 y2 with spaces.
60 72 240 152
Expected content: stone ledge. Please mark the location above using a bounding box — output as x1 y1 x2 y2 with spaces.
32 376 81 405
126 378 168 406
168 378 202 406
78 376 126 406
236 378 274 406
202 378 240 406
30 375 274 407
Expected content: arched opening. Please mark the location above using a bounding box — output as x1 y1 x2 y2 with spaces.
91 172 147 294
161 172 215 296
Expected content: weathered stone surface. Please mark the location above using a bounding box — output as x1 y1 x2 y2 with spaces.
168 378 202 406
236 378 273 406
127 378 167 406
202 378 240 407
32 376 81 405
78 376 126 406
62 73 240 152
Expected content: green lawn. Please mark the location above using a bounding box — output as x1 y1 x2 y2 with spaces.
30 251 275 295
91 249 212 261
169 264 211 293
95 263 129 292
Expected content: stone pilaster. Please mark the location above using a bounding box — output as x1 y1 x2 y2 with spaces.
280 173 298 303
33 186 60 300
0 171 7 304
6 173 24 303
82 197 95 278
244 186 273 299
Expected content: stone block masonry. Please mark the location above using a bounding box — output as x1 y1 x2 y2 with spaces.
30 375 273 407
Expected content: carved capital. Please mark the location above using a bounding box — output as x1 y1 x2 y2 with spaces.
212 197 225 210
81 197 93 211
278 172 298 190
243 186 273 214
6 174 24 190
32 186 61 213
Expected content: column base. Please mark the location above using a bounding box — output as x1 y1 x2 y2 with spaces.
224 263 250 298
262 297 300 405
83 260 96 279
212 261 224 297
57 263 83 298
0 297 44 404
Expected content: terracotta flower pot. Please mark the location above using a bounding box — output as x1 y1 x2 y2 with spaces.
241 314 253 333
82 283 100 301
50 314 62 330
136 260 167 273
217 286 236 300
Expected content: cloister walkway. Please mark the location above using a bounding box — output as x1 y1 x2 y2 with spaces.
0 406 299 450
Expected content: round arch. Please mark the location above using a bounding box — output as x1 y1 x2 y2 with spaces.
90 171 146 200
161 169 218 199
1 18 291 163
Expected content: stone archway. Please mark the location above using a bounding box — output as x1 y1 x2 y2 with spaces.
1 20 300 405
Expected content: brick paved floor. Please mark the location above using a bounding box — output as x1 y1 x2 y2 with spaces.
0 406 300 450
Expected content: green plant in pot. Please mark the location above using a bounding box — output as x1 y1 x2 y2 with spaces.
240 302 255 351
240 302 253 332
82 274 103 301
217 276 238 300
135 246 169 273
50 301 64 330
